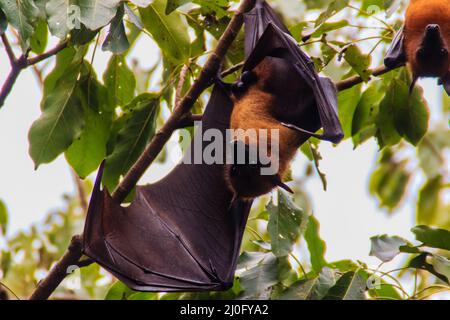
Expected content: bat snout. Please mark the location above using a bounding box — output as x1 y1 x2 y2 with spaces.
426 24 440 34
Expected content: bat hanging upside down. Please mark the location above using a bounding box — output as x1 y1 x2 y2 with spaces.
385 0 450 94
225 56 318 200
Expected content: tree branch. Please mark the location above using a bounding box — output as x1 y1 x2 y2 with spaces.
112 0 257 203
336 64 404 91
29 235 83 300
0 41 67 108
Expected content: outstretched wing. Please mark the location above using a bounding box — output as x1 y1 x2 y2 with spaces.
83 87 253 292
384 27 406 69
243 1 344 143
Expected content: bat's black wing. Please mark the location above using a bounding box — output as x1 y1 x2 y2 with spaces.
83 87 252 292
384 27 406 69
83 0 343 293
242 0 343 144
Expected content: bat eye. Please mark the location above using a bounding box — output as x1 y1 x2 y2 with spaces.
440 48 448 57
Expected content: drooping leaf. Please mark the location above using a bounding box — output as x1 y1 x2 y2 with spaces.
0 199 8 234
323 271 366 300
0 7 7 34
45 0 78 39
30 18 48 54
304 215 328 273
280 267 336 300
369 234 409 262
337 83 362 139
103 55 136 107
102 4 130 54
139 0 190 65
417 176 443 225
267 191 308 257
0 0 39 49
409 253 449 284
240 253 279 298
411 225 450 251
78 0 121 30
343 45 371 82
29 62 86 168
103 94 159 190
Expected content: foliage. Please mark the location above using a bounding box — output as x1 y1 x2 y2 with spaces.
0 0 448 300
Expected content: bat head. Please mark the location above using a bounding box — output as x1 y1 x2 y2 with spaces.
225 140 290 199
414 24 449 77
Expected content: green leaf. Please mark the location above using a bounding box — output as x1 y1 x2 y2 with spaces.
337 83 362 139
103 94 159 190
105 281 136 300
393 81 429 146
267 190 308 257
139 0 190 65
102 4 130 54
29 62 85 168
165 0 190 14
78 0 121 30
375 80 404 148
45 0 72 38
30 18 47 54
417 176 442 225
311 20 348 38
0 7 7 34
304 215 328 273
280 267 336 300
0 199 8 234
323 271 366 300
369 234 408 262
430 255 450 284
351 81 384 137
103 55 136 107
315 0 349 26
66 108 112 179
0 0 39 49
411 225 450 251
240 253 279 298
343 45 371 82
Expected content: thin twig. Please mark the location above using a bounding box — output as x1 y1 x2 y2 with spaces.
175 64 190 108
1 33 16 65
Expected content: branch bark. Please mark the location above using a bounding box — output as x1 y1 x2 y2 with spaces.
29 235 83 300
336 64 403 91
0 38 67 108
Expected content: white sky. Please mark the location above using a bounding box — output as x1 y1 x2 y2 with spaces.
0 26 445 296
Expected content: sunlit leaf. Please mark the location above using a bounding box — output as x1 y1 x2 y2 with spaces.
323 271 366 300
369 234 408 262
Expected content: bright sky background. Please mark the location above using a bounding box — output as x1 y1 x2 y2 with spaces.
0 5 445 297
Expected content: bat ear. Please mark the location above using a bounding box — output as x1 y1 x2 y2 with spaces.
273 175 294 194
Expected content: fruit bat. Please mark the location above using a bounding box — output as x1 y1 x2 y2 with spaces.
384 0 450 95
82 0 343 292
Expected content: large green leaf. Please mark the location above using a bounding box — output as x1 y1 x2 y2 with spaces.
240 253 279 298
139 0 190 65
103 94 159 190
393 82 429 146
337 83 361 139
343 45 371 82
369 234 408 262
78 0 121 30
323 271 366 300
0 0 39 49
30 18 47 54
103 55 136 107
267 191 308 257
304 215 328 273
411 225 450 251
45 0 72 38
29 62 85 168
105 281 136 300
315 0 349 26
66 107 112 179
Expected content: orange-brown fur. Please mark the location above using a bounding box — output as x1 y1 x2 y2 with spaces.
226 57 307 199
404 0 450 77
